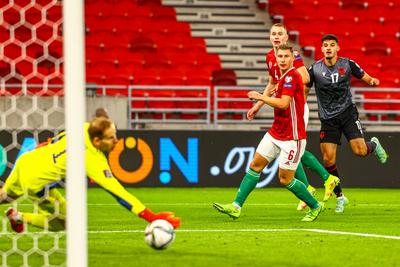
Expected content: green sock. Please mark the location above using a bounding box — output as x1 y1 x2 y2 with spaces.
286 178 318 209
234 169 260 207
301 150 329 182
294 162 309 187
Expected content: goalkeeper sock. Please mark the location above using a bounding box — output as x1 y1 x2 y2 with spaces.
294 162 309 187
22 212 65 231
234 169 260 207
301 150 329 182
286 178 319 209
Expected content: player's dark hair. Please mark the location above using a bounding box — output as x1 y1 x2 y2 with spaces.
88 117 113 141
277 44 293 54
322 34 339 44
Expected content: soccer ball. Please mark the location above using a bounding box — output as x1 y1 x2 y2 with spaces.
144 219 175 250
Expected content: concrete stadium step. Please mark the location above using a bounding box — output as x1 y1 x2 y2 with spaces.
163 0 273 86
192 30 268 39
190 23 268 30
207 46 268 54
163 0 248 8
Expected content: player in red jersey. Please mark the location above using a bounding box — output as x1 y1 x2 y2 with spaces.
251 23 340 211
213 45 325 222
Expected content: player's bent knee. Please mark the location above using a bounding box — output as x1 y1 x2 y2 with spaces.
249 162 264 173
278 176 291 186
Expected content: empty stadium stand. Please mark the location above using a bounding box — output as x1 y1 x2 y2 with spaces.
164 0 272 86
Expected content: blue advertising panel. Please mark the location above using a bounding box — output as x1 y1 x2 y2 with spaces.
0 130 398 188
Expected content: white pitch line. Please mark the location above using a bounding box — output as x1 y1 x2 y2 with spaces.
86 203 400 207
13 203 400 207
2 228 400 240
85 228 400 240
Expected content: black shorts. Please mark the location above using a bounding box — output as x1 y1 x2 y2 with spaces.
319 104 364 145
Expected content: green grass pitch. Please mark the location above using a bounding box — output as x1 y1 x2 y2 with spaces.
1 188 400 266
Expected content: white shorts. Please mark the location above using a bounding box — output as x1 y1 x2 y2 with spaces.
304 103 309 129
256 132 306 171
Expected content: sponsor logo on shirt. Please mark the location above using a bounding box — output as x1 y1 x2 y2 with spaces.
285 76 292 83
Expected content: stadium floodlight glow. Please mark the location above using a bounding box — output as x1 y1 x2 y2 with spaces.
63 0 87 266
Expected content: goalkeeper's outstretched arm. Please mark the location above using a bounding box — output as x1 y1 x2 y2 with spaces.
90 171 181 228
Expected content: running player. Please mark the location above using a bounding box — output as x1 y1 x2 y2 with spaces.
213 45 325 222
307 34 388 212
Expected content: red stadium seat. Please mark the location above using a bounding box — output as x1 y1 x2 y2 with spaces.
159 70 186 85
185 70 212 86
3 7 20 25
133 70 160 85
340 0 367 10
151 6 176 22
136 0 162 6
212 69 237 86
25 6 42 25
363 40 390 56
131 37 157 53
15 60 34 76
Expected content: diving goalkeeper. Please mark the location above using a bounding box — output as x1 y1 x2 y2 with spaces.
0 113 181 232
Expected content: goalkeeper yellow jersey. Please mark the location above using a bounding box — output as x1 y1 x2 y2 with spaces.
3 123 145 214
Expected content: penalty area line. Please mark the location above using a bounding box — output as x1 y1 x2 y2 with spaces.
86 228 400 240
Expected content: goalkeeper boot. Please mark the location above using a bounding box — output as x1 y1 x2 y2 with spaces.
6 208 24 233
213 202 241 220
297 185 316 211
371 137 388 164
301 202 325 222
323 175 340 202
335 195 349 213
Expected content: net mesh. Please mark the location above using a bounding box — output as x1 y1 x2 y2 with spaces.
0 1 66 266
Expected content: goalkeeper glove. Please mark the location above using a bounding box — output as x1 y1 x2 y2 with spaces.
139 208 181 229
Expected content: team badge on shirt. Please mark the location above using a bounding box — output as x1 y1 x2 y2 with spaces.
283 75 293 88
103 170 113 178
338 67 345 77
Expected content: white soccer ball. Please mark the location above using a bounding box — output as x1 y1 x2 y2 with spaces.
144 219 175 250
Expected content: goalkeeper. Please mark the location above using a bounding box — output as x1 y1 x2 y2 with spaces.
0 110 181 232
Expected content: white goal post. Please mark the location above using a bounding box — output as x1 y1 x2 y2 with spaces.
63 0 87 266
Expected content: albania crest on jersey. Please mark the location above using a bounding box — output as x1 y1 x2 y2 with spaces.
338 67 345 77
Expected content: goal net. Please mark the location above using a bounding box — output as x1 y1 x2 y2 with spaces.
1 0 86 266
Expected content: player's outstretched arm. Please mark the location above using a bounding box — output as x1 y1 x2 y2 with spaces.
91 172 181 228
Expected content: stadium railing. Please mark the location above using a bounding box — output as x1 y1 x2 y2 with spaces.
2 84 400 129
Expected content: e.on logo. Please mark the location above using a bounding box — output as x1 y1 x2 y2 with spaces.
108 137 153 184
108 136 199 185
